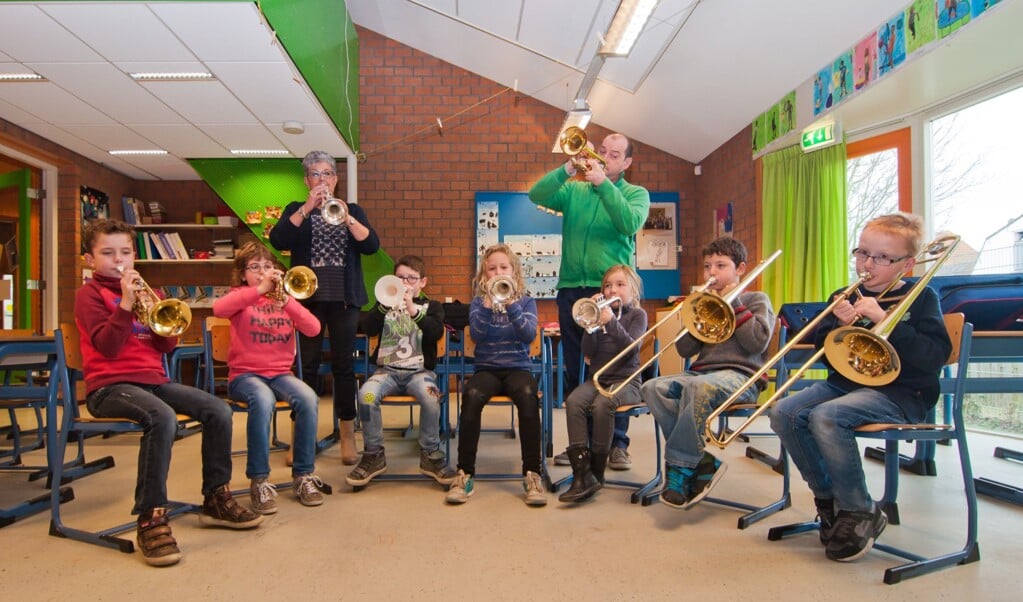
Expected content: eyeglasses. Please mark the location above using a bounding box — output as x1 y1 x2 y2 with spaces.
246 263 275 272
851 248 910 267
396 274 421 284
307 170 336 179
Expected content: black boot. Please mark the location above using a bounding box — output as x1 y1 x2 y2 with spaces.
558 446 601 503
591 451 608 486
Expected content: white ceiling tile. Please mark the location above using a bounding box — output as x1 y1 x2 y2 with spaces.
0 82 114 125
0 96 46 125
209 61 326 124
14 122 109 162
418 0 457 14
519 0 605 67
40 3 193 62
115 154 200 180
141 80 257 124
195 124 284 150
132 124 225 158
151 2 281 63
457 0 523 42
58 124 160 151
276 123 353 160
0 4 102 62
29 62 184 124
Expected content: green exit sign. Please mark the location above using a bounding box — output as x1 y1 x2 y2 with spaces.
801 121 840 152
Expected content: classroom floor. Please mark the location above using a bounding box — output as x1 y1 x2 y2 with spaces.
3 401 1022 601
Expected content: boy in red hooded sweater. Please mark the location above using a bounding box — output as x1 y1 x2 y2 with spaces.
76 219 262 567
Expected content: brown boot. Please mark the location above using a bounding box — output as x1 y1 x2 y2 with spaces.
136 507 182 567
199 485 264 529
340 419 358 465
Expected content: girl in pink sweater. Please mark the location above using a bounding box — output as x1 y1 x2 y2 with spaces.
213 242 326 512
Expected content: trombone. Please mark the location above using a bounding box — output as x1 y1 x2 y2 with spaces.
703 234 961 448
117 266 192 337
572 295 621 334
593 249 782 398
559 126 606 173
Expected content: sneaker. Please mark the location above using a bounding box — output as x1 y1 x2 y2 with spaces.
199 485 264 529
815 497 837 545
420 450 457 485
136 507 181 567
825 505 888 562
660 464 695 509
685 452 727 508
249 478 278 515
446 469 474 504
293 474 328 506
608 447 632 470
345 448 387 487
522 471 547 506
553 449 570 466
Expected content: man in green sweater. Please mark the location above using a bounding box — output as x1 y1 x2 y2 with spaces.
528 132 650 469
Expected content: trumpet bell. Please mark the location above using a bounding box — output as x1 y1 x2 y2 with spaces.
321 196 348 226
572 298 602 331
488 276 516 304
375 275 406 309
680 291 735 344
823 326 900 386
558 126 606 172
148 298 192 338
282 266 318 300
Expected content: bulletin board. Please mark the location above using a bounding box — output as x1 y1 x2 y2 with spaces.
474 191 681 299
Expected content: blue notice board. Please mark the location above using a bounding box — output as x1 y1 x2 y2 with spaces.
474 191 681 299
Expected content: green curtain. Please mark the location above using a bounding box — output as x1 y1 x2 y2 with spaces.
761 143 848 307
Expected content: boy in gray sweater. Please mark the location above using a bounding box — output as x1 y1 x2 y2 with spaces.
640 237 776 509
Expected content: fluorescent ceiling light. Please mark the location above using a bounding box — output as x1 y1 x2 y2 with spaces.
231 149 291 155
599 0 660 57
551 102 593 153
0 73 46 82
129 72 214 81
108 150 168 156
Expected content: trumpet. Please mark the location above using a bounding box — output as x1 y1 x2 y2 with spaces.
703 234 961 448
593 249 782 397
268 266 318 305
321 194 348 226
572 295 621 334
559 126 606 173
117 266 192 337
374 275 408 310
487 275 517 313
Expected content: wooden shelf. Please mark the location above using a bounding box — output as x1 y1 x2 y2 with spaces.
136 259 233 265
134 223 236 229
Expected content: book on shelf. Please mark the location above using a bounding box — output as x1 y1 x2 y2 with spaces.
167 232 189 260
136 232 147 259
148 232 170 260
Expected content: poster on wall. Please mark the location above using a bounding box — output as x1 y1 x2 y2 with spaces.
713 202 734 240
854 33 877 91
877 14 906 78
636 202 677 270
938 0 971 38
906 0 937 54
832 51 854 104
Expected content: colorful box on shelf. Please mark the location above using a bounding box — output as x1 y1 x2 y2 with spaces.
217 216 238 226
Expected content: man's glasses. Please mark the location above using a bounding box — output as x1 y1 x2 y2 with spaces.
396 274 421 284
851 248 910 267
307 170 336 179
246 263 275 272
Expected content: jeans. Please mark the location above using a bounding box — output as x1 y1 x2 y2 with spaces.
458 369 541 476
85 382 233 514
229 373 318 479
358 367 443 454
565 379 640 455
300 301 360 421
769 380 907 512
641 369 756 468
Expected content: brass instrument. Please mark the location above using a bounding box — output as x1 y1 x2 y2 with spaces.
573 295 621 334
823 234 961 386
374 275 407 309
703 233 961 448
117 266 192 337
321 194 348 226
559 126 607 173
593 249 782 398
487 275 517 313
269 266 318 305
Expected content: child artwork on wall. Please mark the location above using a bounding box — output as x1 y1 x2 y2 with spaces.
905 0 936 54
877 14 906 77
812 66 833 116
854 33 877 91
832 52 854 104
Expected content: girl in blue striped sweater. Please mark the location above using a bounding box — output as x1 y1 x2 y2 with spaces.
446 244 545 506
